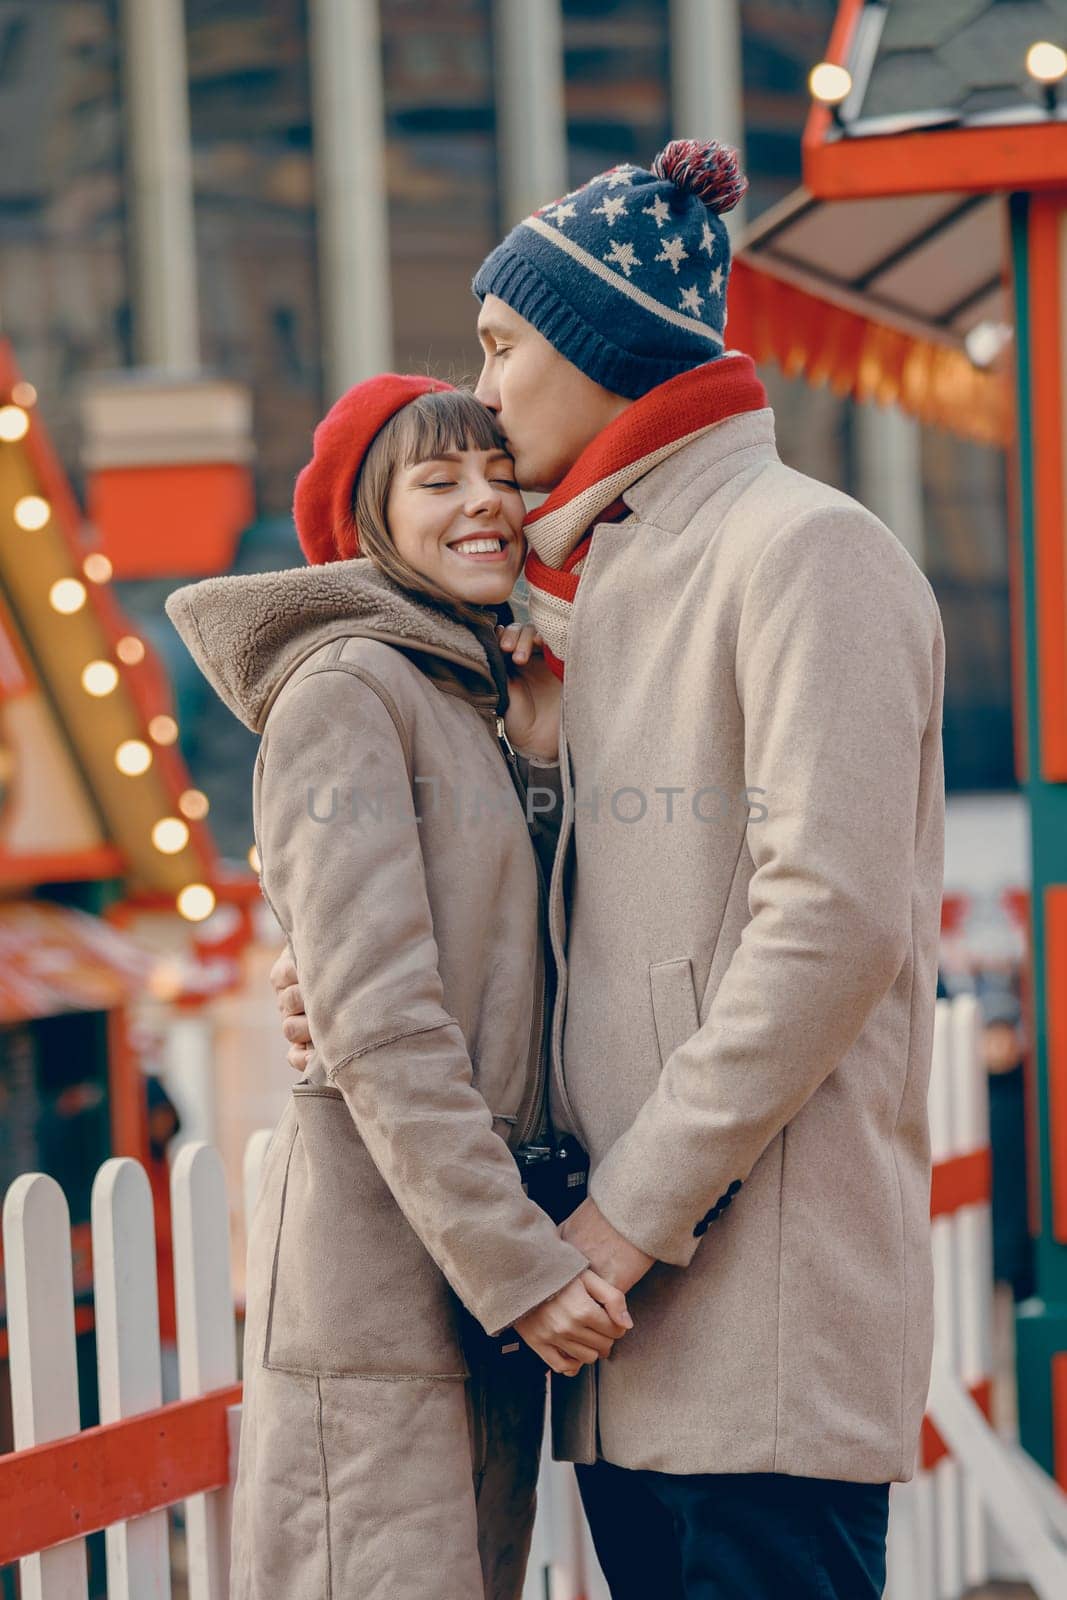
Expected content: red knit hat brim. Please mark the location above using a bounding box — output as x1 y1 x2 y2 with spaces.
293 374 457 565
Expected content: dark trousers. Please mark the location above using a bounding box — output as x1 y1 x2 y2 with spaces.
575 1460 890 1600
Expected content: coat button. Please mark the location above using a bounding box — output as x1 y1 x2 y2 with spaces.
693 1218 709 1238
728 1180 742 1196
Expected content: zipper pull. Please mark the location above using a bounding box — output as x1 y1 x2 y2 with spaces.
495 714 518 763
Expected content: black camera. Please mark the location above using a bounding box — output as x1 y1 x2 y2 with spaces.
459 1136 590 1372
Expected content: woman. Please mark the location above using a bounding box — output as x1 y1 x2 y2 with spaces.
166 374 630 1600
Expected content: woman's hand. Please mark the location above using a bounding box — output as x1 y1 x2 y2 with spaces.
497 622 561 763
269 945 314 1072
514 1269 633 1377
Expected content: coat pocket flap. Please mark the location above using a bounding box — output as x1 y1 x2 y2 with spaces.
649 957 700 1067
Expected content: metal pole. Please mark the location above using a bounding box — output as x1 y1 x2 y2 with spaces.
119 0 200 370
308 0 393 398
669 0 746 233
493 0 568 229
855 399 926 568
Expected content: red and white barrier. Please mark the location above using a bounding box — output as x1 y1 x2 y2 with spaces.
2 993 1065 1599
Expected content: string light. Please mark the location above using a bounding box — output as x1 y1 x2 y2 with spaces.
1027 41 1067 83
116 635 145 665
49 579 87 615
11 382 37 409
81 660 120 697
1028 41 1067 111
248 844 261 873
809 62 853 107
115 739 152 776
152 817 190 855
177 883 216 923
0 406 29 442
148 714 179 746
83 553 113 584
14 495 50 531
178 788 210 820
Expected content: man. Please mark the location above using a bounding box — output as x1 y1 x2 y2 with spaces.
274 139 945 1598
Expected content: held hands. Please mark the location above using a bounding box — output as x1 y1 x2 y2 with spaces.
496 623 561 764
559 1198 656 1295
514 1269 633 1378
270 946 313 1073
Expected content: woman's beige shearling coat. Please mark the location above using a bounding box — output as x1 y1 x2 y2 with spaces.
167 561 586 1600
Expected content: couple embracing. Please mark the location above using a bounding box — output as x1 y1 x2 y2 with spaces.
169 139 945 1600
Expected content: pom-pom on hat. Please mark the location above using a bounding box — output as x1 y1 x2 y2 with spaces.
473 138 746 400
293 373 455 565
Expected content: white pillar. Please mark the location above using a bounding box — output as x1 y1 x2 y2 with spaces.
493 0 568 229
119 0 200 370
856 401 926 569
308 0 393 398
669 0 746 233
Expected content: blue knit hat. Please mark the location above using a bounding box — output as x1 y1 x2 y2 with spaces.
473 139 747 400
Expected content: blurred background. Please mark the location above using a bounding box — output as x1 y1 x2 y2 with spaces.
0 1 1052 1594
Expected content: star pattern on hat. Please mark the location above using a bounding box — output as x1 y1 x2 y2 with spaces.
643 194 671 228
709 264 725 296
604 238 642 278
655 236 689 275
544 201 578 229
680 284 705 315
594 165 636 190
700 220 717 257
593 194 628 225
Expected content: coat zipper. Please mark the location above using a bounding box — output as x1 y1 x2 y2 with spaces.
492 713 547 1147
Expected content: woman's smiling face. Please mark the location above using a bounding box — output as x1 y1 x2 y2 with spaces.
385 446 527 606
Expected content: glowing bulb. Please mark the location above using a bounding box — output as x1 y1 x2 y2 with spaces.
83 553 113 583
152 817 190 854
0 406 29 442
248 843 262 873
148 713 179 746
177 883 217 922
14 495 50 531
81 659 119 697
49 578 87 614
115 739 152 776
178 788 210 820
11 382 37 409
1027 41 1067 83
116 635 145 665
148 958 185 1002
809 61 853 106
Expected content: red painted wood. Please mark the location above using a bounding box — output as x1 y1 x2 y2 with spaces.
1029 198 1067 779
0 1383 242 1564
929 1149 991 1219
1045 886 1067 1242
920 1378 993 1471
1053 1351 1067 1491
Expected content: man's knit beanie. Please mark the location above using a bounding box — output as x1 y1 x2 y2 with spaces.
472 138 746 400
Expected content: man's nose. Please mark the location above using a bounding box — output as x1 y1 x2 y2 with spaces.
474 361 499 412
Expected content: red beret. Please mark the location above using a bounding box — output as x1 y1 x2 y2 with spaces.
293 373 456 564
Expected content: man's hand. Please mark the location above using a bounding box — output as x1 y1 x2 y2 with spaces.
269 945 314 1073
513 1268 632 1377
497 623 561 763
559 1198 655 1293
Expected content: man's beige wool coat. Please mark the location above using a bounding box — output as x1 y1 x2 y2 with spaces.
166 562 588 1600
543 406 946 1485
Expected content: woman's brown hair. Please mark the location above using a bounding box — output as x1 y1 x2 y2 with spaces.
353 389 516 633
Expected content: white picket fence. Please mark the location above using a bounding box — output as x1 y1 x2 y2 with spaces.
2 994 1067 1598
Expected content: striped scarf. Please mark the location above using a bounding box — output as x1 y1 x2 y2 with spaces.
523 355 768 678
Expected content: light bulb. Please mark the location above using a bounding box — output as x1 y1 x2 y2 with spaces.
115 739 152 776
49 579 87 614
177 883 217 922
82 660 119 697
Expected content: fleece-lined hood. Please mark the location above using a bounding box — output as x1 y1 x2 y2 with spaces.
165 558 500 734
